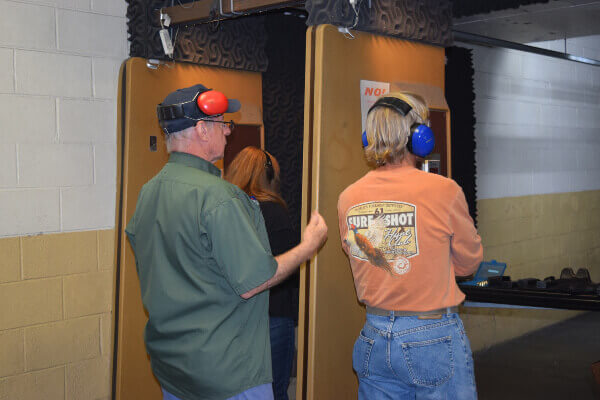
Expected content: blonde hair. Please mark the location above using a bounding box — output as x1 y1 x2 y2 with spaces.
364 92 429 166
225 146 286 207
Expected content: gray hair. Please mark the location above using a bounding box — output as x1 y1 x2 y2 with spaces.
364 92 429 166
165 125 197 153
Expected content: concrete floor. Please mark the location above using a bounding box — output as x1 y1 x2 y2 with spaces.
473 312 600 399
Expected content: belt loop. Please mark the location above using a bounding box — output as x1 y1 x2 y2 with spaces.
389 310 394 322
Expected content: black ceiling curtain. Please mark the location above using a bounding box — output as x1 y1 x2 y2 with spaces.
445 46 478 225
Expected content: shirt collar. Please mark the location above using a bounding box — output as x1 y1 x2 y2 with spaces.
168 152 222 177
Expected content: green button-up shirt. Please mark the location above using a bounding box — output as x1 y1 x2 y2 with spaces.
125 152 277 400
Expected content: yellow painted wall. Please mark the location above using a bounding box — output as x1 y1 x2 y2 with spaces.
461 189 600 352
479 190 600 280
0 229 115 400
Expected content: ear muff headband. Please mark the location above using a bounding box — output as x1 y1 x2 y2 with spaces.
157 90 229 124
363 96 435 158
263 151 274 182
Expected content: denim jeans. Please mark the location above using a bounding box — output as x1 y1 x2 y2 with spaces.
353 312 477 400
269 316 295 400
162 383 273 400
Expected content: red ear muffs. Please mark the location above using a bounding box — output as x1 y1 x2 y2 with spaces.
197 90 229 116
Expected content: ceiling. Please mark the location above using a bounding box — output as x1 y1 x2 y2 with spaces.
453 0 600 44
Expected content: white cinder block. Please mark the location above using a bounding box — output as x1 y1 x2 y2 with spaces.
19 144 93 187
0 144 17 188
473 38 600 200
511 78 551 105
59 99 115 143
93 57 123 99
58 10 127 57
582 47 600 61
61 185 115 230
540 104 577 128
548 82 588 107
94 143 116 185
0 189 59 236
16 51 92 98
24 0 91 10
587 168 600 192
91 0 127 16
575 64 595 89
58 0 91 9
474 72 512 99
476 121 547 141
510 172 533 197
531 172 557 195
474 137 509 175
570 171 591 192
0 94 56 143
476 98 540 126
473 47 522 77
476 172 512 200
522 55 574 85
0 1 55 50
486 74 511 99
576 107 600 129
576 146 600 171
0 48 14 93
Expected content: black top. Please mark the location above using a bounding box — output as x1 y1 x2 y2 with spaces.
259 201 299 321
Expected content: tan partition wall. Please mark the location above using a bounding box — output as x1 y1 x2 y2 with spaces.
300 25 448 399
114 57 263 400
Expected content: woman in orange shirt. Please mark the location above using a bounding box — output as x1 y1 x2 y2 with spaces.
337 92 483 399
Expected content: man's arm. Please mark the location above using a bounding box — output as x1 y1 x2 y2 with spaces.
241 210 327 299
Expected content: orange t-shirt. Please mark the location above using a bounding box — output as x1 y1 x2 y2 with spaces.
337 164 483 311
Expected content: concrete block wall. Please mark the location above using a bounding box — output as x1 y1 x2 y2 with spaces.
459 35 600 351
0 230 116 399
472 36 600 200
0 0 127 237
0 0 126 398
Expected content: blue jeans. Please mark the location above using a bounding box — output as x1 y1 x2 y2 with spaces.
353 312 477 400
162 383 273 400
269 316 295 400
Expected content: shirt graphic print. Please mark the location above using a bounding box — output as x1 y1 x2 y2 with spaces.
345 201 418 276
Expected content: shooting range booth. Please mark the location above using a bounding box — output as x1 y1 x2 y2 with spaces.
112 1 600 399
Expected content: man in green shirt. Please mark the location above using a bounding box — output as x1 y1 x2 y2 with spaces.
125 84 327 400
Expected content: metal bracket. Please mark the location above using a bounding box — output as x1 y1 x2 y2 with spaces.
218 0 244 17
230 0 243 15
218 0 232 16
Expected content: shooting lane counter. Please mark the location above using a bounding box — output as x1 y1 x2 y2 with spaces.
299 24 450 400
114 58 263 400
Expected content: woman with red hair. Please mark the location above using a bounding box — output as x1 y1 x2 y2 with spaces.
226 146 298 400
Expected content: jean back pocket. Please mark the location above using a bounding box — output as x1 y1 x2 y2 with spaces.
402 335 453 387
352 332 375 378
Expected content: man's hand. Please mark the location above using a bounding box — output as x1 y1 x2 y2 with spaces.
240 210 328 299
302 210 328 253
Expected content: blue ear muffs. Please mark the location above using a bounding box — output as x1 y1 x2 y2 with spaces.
363 96 435 158
407 124 435 158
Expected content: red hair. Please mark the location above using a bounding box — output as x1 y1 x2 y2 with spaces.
225 146 286 207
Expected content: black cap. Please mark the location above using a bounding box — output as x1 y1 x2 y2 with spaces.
157 84 241 134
